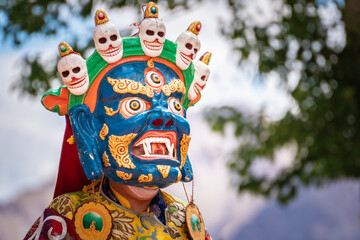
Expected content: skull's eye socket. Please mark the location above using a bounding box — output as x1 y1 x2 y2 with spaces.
185 43 193 50
201 75 206 81
146 30 155 36
194 48 198 54
99 37 107 44
158 31 165 37
168 97 184 116
62 71 70 78
72 67 80 73
110 34 118 41
119 97 149 119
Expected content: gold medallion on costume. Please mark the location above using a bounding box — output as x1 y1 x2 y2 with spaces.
73 201 113 240
185 203 205 240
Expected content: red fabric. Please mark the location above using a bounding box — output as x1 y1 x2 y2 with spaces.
24 208 76 239
53 115 91 199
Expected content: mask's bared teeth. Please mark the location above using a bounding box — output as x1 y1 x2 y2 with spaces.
143 140 150 156
136 140 144 146
171 143 175 157
146 138 152 154
165 140 172 157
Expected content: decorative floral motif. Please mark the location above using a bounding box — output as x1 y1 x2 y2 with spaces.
162 226 182 239
176 171 182 183
49 195 74 217
108 133 137 169
161 79 186 96
104 106 118 116
27 212 68 240
103 152 111 167
157 165 171 178
67 135 75 145
138 174 153 183
107 77 154 98
166 201 186 228
116 171 132 180
111 210 135 240
180 134 191 169
99 124 109 140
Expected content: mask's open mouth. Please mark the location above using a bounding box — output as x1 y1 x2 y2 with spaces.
99 46 121 57
68 75 87 89
180 52 192 65
132 131 177 161
144 39 162 51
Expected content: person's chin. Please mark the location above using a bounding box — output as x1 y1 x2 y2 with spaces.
127 185 159 200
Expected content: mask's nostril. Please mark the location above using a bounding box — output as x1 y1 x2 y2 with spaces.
152 119 163 127
165 120 173 127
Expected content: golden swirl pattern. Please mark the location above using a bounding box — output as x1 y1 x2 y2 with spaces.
102 152 111 167
67 135 75 145
162 79 186 96
116 171 132 180
176 171 182 183
156 165 171 178
104 106 119 116
138 174 153 183
147 58 154 68
108 133 137 169
180 134 191 169
99 124 109 140
107 77 154 98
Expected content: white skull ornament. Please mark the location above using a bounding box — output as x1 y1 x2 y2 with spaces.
93 10 123 64
57 42 89 96
139 19 166 57
188 52 211 101
139 3 166 57
176 21 202 71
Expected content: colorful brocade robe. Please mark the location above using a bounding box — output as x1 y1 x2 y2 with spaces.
24 182 194 240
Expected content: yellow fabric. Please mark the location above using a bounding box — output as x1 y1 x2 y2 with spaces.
109 184 132 210
48 182 190 240
109 184 150 214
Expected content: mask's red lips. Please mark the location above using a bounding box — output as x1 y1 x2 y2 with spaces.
131 131 177 161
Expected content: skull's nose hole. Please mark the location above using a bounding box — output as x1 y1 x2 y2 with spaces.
152 119 163 127
165 120 173 127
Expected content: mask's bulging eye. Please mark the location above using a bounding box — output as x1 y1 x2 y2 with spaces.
144 69 165 92
168 97 184 116
120 97 150 119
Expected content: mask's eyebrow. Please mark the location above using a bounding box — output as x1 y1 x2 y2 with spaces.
162 79 186 96
107 77 154 98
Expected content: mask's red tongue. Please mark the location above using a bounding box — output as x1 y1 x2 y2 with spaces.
151 143 166 155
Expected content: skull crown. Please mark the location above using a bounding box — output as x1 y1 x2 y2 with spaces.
54 2 211 105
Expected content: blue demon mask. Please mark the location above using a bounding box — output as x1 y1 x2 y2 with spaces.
41 6 211 190
68 59 193 188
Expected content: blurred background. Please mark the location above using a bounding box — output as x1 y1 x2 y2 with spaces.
1 0 360 239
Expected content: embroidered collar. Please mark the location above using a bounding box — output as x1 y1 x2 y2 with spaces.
102 178 166 225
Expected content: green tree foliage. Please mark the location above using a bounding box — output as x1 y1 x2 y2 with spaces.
1 0 358 204
206 0 360 203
